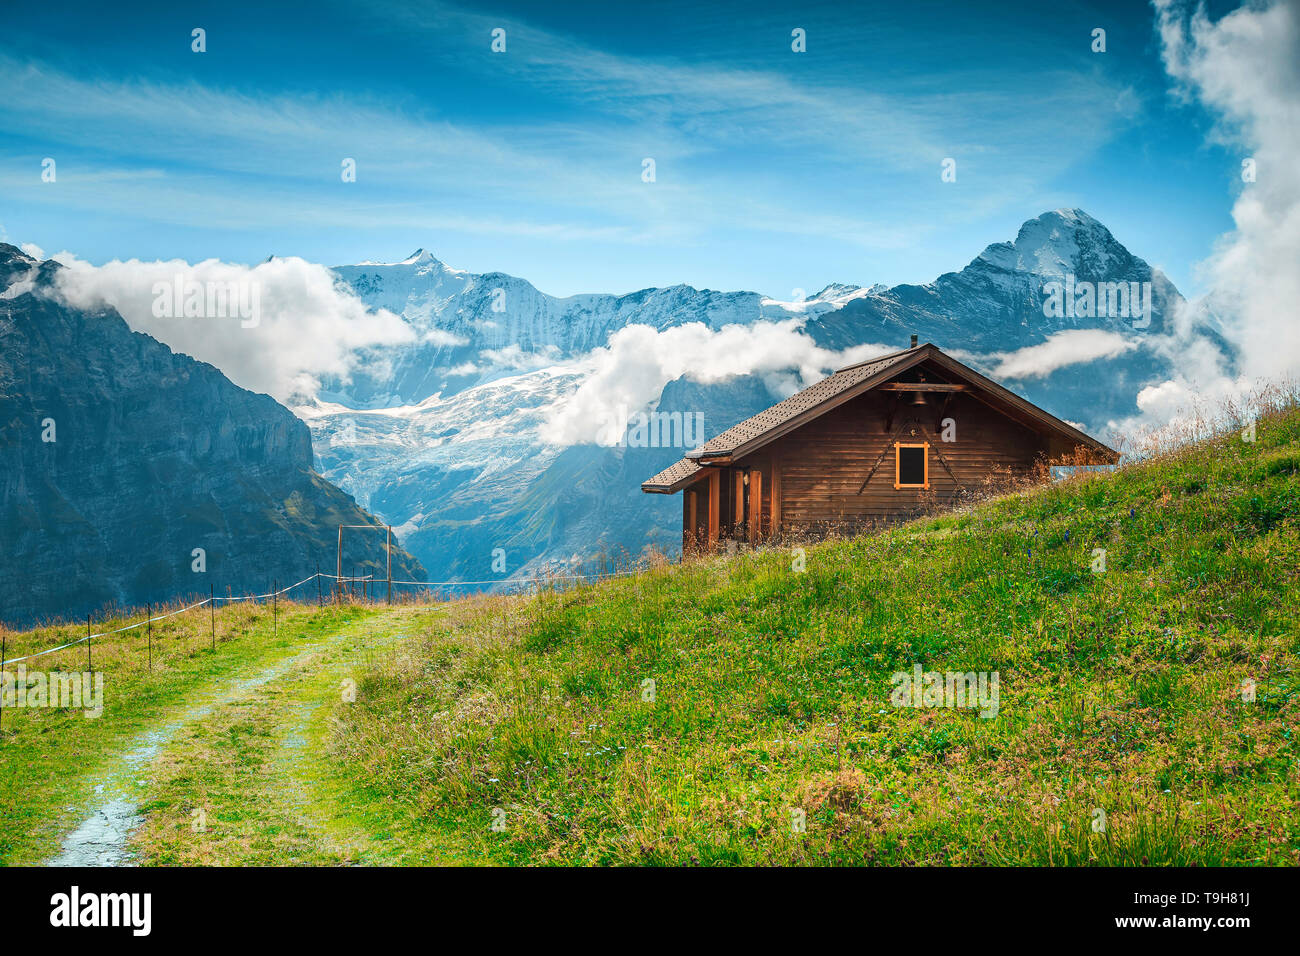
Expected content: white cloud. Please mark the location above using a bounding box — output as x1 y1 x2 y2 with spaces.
1139 0 1300 419
539 319 890 446
479 344 562 370
987 329 1140 380
420 327 467 347
50 254 415 402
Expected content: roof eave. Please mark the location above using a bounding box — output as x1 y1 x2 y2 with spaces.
647 341 1119 473
722 347 935 461
922 349 1120 460
639 466 706 494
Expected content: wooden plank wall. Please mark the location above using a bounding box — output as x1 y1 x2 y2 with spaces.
737 389 1050 532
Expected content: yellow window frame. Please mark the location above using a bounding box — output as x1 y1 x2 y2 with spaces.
894 441 930 489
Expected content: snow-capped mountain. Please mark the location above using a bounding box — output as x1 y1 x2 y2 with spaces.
305 209 1208 587
806 208 1192 426
324 256 864 408
809 208 1182 351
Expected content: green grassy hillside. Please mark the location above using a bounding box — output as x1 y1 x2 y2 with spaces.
332 401 1300 865
2 399 1296 867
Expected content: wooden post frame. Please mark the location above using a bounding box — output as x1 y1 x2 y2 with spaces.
734 469 745 529
707 468 720 547
769 454 781 537
747 469 763 544
894 441 930 489
685 490 698 552
337 523 393 605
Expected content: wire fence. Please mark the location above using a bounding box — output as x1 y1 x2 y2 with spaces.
0 567 638 669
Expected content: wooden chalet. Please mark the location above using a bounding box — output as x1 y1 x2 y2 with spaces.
641 338 1118 550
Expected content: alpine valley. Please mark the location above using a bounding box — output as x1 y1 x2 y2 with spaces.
296 209 1223 587
1 210 1226 613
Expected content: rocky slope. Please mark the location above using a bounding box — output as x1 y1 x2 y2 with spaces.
325 252 864 407
806 208 1190 426
304 208 1206 585
0 244 425 627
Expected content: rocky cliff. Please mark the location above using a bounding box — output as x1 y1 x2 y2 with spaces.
0 244 425 627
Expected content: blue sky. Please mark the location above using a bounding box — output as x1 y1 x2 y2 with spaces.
0 0 1246 298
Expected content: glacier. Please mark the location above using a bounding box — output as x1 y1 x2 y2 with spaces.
301 209 1221 589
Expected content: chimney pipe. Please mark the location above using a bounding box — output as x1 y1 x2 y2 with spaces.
910 334 918 348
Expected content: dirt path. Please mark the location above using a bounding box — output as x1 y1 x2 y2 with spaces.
45 611 428 866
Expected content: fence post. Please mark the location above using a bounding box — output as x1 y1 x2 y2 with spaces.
1 628 6 738
147 603 153 673
316 564 323 608
273 579 278 638
210 584 216 652
87 614 92 676
387 526 392 605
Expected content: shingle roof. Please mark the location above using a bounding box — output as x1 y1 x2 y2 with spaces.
641 457 702 491
641 347 915 493
639 342 1120 494
685 349 914 460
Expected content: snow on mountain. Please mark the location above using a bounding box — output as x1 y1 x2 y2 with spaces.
299 365 582 525
310 253 841 583
759 282 887 313
305 209 1212 588
808 209 1183 352
326 253 825 408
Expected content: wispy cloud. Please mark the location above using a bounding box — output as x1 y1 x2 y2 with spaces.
539 319 891 446
0 0 1139 265
988 329 1140 380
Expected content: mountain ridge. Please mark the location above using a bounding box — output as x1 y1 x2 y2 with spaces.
304 208 1206 588
0 243 426 627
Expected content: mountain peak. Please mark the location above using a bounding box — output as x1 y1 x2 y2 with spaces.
1014 208 1106 249
353 248 452 269
400 248 455 267
1042 207 1100 226
972 208 1126 277
0 242 37 267
0 242 40 295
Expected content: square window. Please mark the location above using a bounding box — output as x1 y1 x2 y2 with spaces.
895 443 928 488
